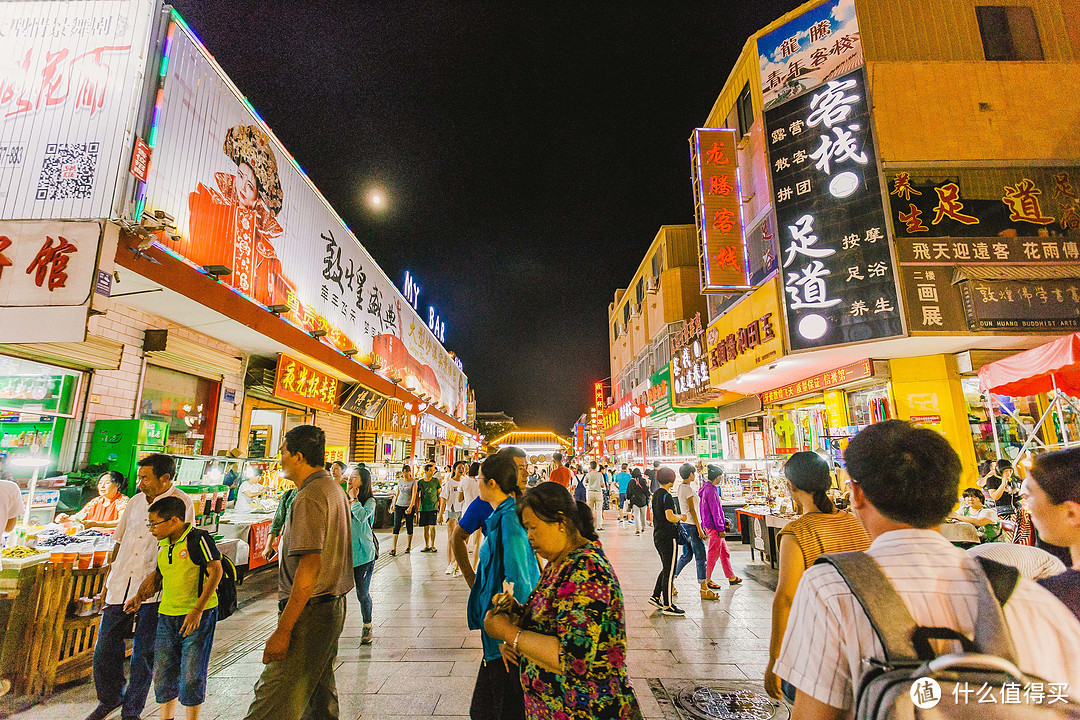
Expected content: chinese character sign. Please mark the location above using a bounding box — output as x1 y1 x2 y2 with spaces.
273 354 339 413
765 68 902 351
757 0 863 110
0 0 157 220
140 19 468 420
691 128 749 290
0 220 99 307
886 171 1080 239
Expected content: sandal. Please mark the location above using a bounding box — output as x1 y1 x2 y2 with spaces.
707 580 722 590
728 576 743 585
405 547 411 554
389 550 396 557
700 589 720 600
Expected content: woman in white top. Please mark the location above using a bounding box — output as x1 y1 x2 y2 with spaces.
234 477 264 513
441 461 468 574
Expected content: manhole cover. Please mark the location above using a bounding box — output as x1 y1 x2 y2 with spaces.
673 684 785 720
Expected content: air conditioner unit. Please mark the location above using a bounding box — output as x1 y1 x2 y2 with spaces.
646 277 659 294
630 304 641 318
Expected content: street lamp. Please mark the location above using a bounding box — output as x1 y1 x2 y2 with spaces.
402 399 429 465
630 402 653 469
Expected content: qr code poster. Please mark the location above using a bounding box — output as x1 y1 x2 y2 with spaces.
0 220 101 309
36 143 101 201
0 0 157 220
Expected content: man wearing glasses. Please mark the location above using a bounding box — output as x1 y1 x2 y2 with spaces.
86 454 193 720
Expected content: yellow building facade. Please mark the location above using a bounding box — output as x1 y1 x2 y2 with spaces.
695 0 1080 484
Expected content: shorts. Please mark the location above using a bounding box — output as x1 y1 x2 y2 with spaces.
619 492 627 506
154 608 216 706
446 509 463 522
418 509 437 527
393 505 414 534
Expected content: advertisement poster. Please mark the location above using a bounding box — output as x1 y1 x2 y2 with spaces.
764 68 903 351
139 17 467 420
0 0 156 220
758 0 863 110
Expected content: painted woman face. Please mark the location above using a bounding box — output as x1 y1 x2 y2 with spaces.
236 161 259 209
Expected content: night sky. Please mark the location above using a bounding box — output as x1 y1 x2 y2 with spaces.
170 1 803 431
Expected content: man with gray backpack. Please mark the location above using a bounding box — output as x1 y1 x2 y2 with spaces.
774 420 1080 720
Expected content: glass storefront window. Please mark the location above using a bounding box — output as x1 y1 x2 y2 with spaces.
140 365 219 455
0 355 81 417
846 385 893 428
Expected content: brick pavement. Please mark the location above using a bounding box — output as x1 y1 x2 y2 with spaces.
10 518 772 719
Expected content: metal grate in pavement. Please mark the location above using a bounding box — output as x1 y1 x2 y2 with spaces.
650 679 788 720
207 611 281 674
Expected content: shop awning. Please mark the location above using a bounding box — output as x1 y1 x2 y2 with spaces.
978 332 1080 397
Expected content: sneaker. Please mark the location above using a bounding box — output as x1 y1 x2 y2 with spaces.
445 564 454 574
661 605 686 616
85 704 121 720
648 596 663 609
361 623 373 645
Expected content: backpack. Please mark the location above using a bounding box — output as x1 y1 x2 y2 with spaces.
186 527 239 621
574 475 587 503
815 551 1080 720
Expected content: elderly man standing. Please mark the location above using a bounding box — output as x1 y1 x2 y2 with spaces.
86 454 194 720
244 425 354 720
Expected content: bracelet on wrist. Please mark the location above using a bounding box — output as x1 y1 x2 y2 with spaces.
512 629 523 652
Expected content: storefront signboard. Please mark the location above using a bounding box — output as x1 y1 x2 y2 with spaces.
706 278 785 389
757 0 863 111
0 220 106 342
273 354 338 413
690 128 750 291
765 68 903 352
592 381 605 451
886 171 1080 239
0 0 157 220
339 385 388 420
760 359 873 405
138 17 468 420
672 322 722 407
960 278 1080 332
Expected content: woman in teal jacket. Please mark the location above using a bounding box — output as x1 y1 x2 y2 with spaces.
467 451 540 720
349 466 377 646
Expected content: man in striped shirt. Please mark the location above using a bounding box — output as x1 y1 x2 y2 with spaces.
774 420 1080 720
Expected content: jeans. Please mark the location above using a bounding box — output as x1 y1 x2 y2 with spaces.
154 608 217 706
94 602 159 719
393 505 414 535
652 536 677 606
705 527 735 580
353 561 374 624
782 679 796 704
244 596 346 720
674 523 707 582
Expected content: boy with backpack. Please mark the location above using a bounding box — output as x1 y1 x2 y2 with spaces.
126 495 227 720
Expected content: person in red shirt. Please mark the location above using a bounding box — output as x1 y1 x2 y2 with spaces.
548 452 571 488
55 471 128 533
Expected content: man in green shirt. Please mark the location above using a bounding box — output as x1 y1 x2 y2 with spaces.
417 463 442 552
127 495 222 720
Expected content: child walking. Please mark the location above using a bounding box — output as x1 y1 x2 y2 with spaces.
127 495 223 720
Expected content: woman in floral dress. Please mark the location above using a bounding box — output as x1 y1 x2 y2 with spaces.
485 483 642 720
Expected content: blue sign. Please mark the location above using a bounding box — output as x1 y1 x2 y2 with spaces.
95 269 113 297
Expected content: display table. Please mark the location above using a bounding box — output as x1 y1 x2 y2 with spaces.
218 513 274 569
736 508 793 569
939 521 980 545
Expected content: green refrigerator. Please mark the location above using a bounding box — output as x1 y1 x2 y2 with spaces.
88 419 169 496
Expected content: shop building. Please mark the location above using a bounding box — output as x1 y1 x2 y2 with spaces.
689 0 1080 492
606 226 709 462
0 0 474 490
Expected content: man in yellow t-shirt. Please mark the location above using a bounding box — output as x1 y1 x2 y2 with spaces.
127 495 222 720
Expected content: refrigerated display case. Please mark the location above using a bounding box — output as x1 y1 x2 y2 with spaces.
87 419 169 495
0 355 82 481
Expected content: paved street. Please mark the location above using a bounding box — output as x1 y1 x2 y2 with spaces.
11 520 772 720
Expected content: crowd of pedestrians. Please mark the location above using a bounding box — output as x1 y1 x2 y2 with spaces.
71 417 1080 720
